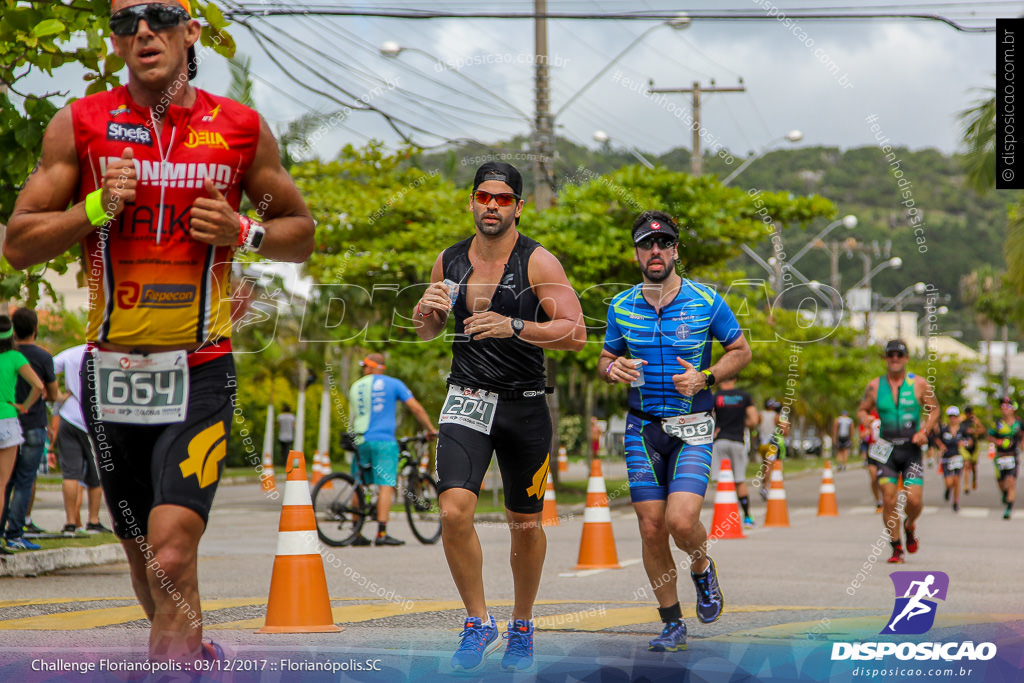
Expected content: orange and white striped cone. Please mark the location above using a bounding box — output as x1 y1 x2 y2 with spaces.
574 459 620 569
257 451 342 633
260 449 276 493
817 460 839 517
557 446 569 473
763 459 790 527
542 472 559 527
310 451 324 487
709 458 745 539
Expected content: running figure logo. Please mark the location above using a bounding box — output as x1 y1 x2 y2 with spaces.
882 571 949 635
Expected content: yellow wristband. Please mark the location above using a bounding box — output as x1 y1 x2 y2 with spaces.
84 189 112 227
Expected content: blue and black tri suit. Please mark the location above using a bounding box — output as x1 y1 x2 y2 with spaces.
603 280 742 501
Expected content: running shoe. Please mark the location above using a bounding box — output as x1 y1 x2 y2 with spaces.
22 521 45 536
691 557 724 624
887 544 904 563
61 524 79 537
875 502 883 513
944 487 950 501
344 535 372 547
6 537 40 551
904 524 918 554
648 621 687 652
200 639 225 661
964 486 970 495
374 534 405 546
85 522 113 534
952 502 959 512
501 619 535 672
742 516 756 529
451 616 499 672
758 487 768 502
1004 508 1012 520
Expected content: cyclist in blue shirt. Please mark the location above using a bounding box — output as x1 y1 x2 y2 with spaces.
600 210 752 653
348 353 437 546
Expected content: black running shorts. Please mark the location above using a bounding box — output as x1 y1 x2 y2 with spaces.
876 444 924 486
81 353 235 539
435 395 551 514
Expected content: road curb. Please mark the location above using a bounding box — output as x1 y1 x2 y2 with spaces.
0 543 123 578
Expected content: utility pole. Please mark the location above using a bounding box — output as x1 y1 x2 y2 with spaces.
533 0 553 210
647 80 745 176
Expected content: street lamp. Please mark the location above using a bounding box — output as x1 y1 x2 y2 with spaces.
886 281 928 338
593 130 655 169
721 129 803 186
379 41 532 123
789 214 858 268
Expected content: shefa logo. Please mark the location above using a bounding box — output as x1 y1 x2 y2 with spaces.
107 122 153 146
184 126 230 150
830 571 997 663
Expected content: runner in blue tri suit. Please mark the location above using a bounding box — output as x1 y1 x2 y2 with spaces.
599 210 752 653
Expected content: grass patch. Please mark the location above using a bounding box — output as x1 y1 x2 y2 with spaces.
21 533 119 551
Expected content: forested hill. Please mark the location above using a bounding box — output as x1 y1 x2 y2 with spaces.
420 139 1013 345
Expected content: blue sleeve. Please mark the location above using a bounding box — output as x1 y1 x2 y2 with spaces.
709 293 742 346
394 378 414 403
602 301 627 356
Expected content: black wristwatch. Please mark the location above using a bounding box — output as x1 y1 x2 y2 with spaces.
702 369 716 387
511 318 524 337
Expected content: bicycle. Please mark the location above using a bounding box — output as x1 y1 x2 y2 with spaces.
311 433 442 546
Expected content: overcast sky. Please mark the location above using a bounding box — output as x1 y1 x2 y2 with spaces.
169 1 998 160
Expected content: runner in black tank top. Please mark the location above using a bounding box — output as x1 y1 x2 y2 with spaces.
414 162 585 672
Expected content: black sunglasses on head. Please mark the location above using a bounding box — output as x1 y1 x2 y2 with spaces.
110 3 190 36
636 235 677 251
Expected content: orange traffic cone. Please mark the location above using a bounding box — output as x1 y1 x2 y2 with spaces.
574 459 620 569
709 458 745 539
557 446 569 473
257 451 342 633
261 449 276 493
542 472 559 527
763 459 790 527
817 460 839 517
311 451 325 487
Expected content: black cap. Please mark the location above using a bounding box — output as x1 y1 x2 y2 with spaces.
885 339 908 356
633 214 679 245
473 161 523 198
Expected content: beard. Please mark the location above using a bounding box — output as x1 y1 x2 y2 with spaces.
475 211 514 236
641 257 674 282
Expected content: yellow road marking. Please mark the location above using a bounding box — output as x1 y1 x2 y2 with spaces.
0 598 260 630
0 597 134 608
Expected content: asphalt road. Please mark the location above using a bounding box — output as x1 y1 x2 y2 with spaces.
1 457 1022 682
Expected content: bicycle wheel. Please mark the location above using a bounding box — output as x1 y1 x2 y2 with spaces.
312 472 365 546
404 472 442 544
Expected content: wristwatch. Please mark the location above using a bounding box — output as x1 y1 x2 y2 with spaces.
702 369 716 387
242 221 266 253
511 318 525 337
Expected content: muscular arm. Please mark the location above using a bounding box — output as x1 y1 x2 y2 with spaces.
404 397 437 436
709 335 752 382
237 117 315 262
857 380 878 426
522 248 586 351
916 377 940 441
413 253 451 341
5 108 91 270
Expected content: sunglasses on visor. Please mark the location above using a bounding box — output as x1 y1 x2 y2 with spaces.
110 3 190 36
636 235 677 250
473 191 519 207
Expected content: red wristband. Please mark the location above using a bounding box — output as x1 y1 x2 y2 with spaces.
237 214 251 248
416 303 434 318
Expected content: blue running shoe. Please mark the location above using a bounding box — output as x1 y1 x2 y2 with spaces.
6 537 40 551
691 556 724 623
648 621 688 652
451 616 499 672
501 619 535 672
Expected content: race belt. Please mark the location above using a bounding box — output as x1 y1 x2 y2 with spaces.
629 408 716 446
90 349 189 424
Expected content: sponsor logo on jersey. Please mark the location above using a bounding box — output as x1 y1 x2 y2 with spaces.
107 122 153 146
201 104 221 122
98 157 235 190
115 281 141 309
138 284 197 309
184 126 230 150
109 105 131 117
675 323 691 340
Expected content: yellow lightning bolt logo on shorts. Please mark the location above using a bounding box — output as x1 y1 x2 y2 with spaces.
526 453 551 500
180 422 226 488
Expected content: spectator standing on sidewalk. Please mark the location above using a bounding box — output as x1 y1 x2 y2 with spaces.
276 404 296 464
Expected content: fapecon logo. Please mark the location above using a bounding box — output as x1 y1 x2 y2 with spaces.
138 284 196 309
